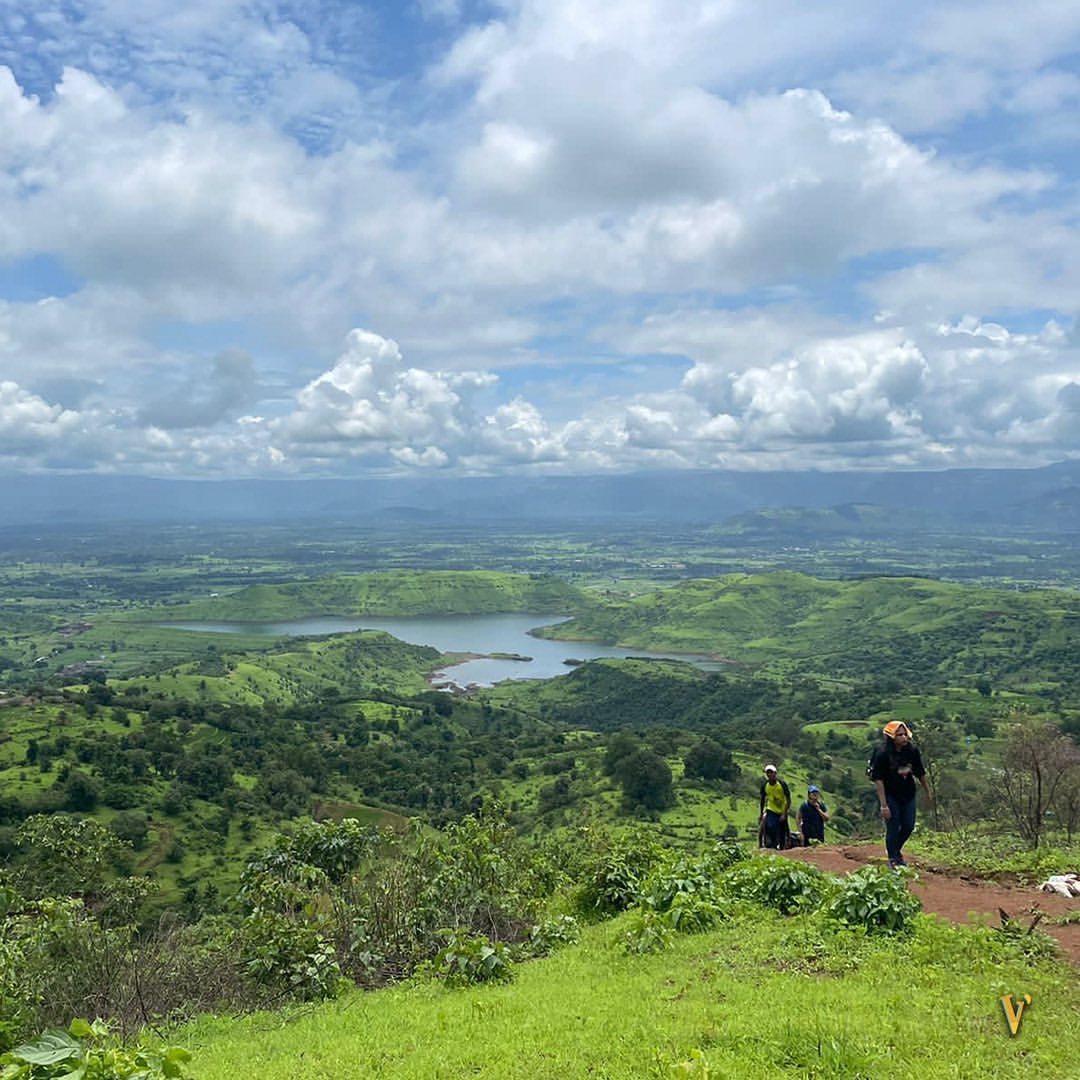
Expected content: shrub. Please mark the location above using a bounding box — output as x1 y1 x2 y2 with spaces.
825 866 921 934
722 857 830 914
662 893 726 934
621 909 673 955
572 831 663 918
0 1019 191 1080
237 912 342 1002
523 915 580 958
429 930 512 987
706 840 749 873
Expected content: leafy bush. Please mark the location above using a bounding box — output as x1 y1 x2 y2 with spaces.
722 857 830 914
0 1019 191 1080
9 817 125 901
644 853 723 910
429 930 513 987
825 866 922 934
992 911 1060 962
705 840 749 874
523 915 580 958
238 912 342 1002
572 830 663 918
663 893 725 934
621 909 674 955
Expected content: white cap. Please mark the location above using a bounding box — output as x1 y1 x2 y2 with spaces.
764 764 777 773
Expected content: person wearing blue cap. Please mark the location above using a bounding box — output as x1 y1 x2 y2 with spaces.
796 785 829 846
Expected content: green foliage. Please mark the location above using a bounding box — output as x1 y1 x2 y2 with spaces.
429 930 513 987
660 893 726 934
825 866 922 934
238 913 342 1002
620 908 674 954
911 828 1080 882
0 1019 191 1080
237 806 552 994
682 738 739 783
706 840 749 873
572 830 663 918
611 749 676 813
722 857 830 914
642 853 721 914
992 911 1060 962
10 817 126 901
523 915 580 958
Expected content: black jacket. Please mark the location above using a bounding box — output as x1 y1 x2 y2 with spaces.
870 742 925 801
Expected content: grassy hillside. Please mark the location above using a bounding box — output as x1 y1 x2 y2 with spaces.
109 630 440 706
159 571 586 621
537 571 1080 695
181 906 1079 1079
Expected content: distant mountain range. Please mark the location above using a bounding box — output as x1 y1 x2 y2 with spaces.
1 460 1079 530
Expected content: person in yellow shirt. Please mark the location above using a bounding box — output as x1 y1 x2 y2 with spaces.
758 764 791 849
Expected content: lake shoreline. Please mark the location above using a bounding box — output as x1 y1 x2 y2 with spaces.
156 613 730 688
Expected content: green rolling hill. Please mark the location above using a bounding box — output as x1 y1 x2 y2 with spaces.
161 570 586 621
536 571 1080 695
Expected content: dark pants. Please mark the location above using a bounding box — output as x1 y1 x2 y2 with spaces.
885 794 917 863
763 810 785 849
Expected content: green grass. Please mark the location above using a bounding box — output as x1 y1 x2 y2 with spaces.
157 570 585 622
179 908 1079 1080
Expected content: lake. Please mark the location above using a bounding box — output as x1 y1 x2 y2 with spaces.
159 612 726 687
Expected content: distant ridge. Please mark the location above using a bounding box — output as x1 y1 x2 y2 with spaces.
0 460 1078 528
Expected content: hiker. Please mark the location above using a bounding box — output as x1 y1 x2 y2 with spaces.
758 764 791 850
796 785 829 846
870 721 932 869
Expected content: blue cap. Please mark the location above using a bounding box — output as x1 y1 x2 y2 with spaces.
808 785 820 793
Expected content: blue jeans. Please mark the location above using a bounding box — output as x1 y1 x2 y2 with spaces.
885 794 917 863
763 810 785 849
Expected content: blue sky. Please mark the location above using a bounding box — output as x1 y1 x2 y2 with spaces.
1 0 1079 477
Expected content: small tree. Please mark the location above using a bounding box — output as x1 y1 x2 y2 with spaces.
999 722 1080 847
1052 761 1080 844
613 750 676 813
13 815 127 899
683 738 739 783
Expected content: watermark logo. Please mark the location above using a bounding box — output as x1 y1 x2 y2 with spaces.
1000 993 1032 1037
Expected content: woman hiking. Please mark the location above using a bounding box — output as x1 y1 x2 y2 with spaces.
869 720 932 869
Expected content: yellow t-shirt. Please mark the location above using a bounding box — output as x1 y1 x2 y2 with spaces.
763 779 788 814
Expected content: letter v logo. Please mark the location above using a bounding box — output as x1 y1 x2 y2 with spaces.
1000 993 1032 1036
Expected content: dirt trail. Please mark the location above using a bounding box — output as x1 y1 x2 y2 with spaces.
778 843 1080 964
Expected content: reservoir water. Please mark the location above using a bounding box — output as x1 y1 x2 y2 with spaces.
159 613 725 687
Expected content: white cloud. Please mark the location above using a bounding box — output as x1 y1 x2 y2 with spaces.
0 380 84 451
1 3 1079 477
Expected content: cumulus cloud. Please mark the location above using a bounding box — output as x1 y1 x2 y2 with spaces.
0 68 321 313
279 330 492 449
1 2 1079 477
0 381 84 452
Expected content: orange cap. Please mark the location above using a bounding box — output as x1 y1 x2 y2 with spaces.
882 721 911 738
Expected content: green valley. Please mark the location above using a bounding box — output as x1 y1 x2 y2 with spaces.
1 537 1078 1080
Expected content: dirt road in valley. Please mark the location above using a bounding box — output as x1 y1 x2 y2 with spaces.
778 843 1080 964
